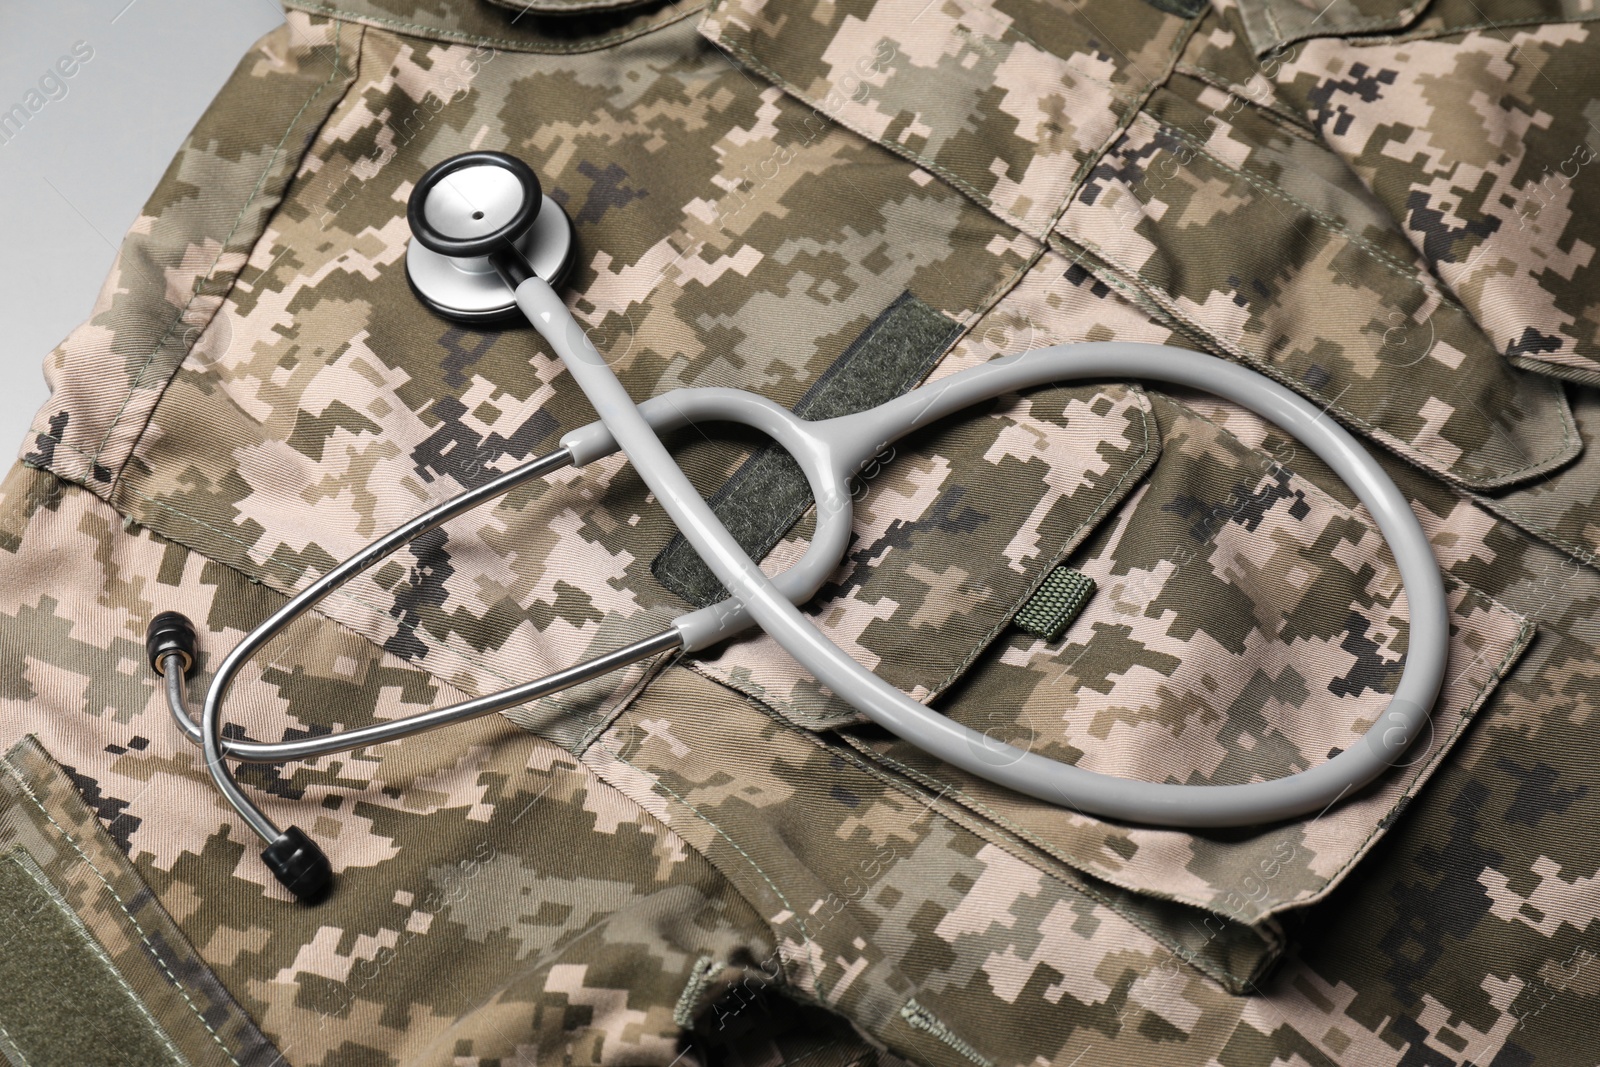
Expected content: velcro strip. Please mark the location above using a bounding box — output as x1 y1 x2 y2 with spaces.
652 291 962 607
0 848 185 1066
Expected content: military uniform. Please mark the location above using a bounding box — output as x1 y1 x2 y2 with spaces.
2 0 1598 1062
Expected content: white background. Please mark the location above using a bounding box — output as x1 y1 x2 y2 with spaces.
0 0 285 451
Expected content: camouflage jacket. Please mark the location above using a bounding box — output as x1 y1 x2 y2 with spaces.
2 0 1598 1063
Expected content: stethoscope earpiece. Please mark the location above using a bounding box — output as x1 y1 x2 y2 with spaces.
405 150 576 324
260 826 334 906
146 610 198 681
146 610 334 906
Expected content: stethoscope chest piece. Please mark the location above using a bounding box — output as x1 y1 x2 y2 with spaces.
404 150 576 324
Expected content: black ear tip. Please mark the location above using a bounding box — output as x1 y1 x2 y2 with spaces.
262 827 334 905
145 611 198 679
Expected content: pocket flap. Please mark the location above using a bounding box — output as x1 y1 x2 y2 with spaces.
688 382 1161 731
849 393 1532 927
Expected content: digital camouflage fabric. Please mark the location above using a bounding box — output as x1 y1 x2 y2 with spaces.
2 0 1599 1063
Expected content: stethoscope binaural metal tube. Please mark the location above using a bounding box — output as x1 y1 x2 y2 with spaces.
163 631 683 763
151 442 688 902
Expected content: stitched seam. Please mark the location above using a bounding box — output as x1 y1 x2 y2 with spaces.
1147 117 1447 291
1506 350 1600 379
844 742 1265 986
969 236 1048 319
900 998 993 1066
1246 0 1426 49
284 0 705 53
932 1 1146 104
1052 240 1201 343
37 438 472 624
0 753 245 1067
1471 491 1600 571
712 18 1188 243
571 642 680 753
29 440 590 715
1045 223 1578 486
760 0 1149 106
1260 0 1284 45
113 24 369 512
714 37 1029 235
601 748 823 996
725 683 1261 991
0 1021 32 1067
1169 62 1319 139
672 954 719 1028
1151 390 1573 630
5 851 186 1067
1254 903 1287 956
87 19 351 490
1160 391 1382 519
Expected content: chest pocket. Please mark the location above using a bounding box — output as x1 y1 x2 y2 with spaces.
837 389 1527 946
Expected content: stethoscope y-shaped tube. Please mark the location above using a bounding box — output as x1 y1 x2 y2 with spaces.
516 276 1449 828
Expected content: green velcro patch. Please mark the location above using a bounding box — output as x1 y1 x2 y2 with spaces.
1013 566 1096 641
652 290 961 607
0 848 186 1066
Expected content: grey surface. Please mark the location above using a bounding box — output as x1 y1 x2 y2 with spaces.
0 0 285 455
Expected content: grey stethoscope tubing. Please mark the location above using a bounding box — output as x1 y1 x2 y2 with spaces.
151 151 1449 903
525 282 1450 826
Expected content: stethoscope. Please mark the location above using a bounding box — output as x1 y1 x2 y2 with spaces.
146 151 1449 904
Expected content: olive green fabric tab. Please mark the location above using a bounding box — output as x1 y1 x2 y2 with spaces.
0 848 186 1067
652 291 961 607
1013 566 1096 641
